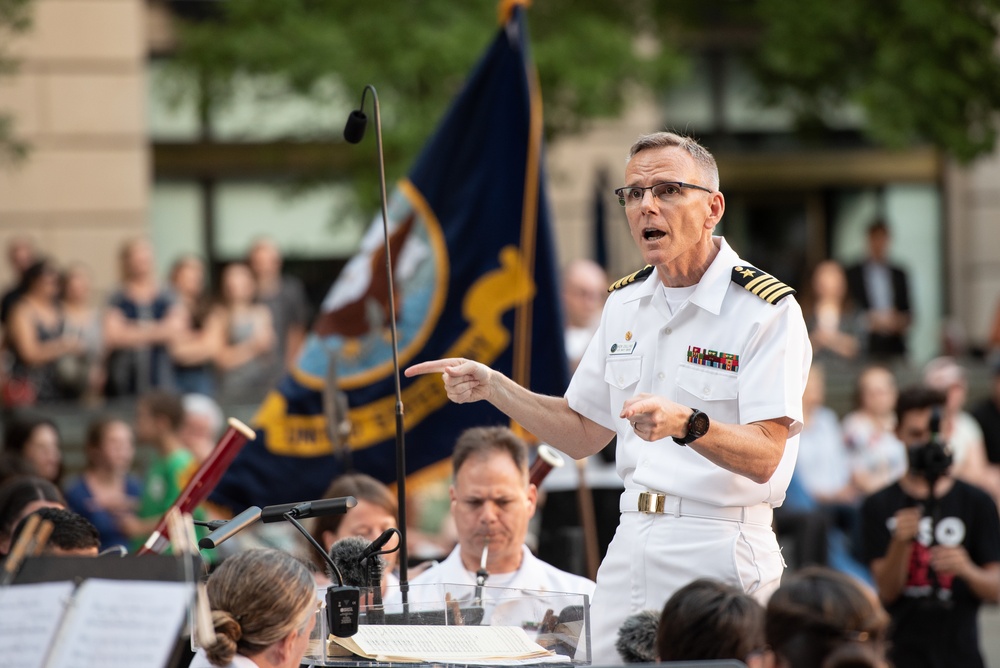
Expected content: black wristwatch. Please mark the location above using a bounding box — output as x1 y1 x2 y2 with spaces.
673 408 710 446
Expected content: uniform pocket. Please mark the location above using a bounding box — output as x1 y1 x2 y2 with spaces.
675 364 739 422
604 356 641 390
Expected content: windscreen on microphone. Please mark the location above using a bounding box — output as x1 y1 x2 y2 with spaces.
328 536 385 588
615 609 660 664
343 109 368 144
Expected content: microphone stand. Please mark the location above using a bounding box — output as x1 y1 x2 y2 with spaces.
347 84 410 614
366 555 385 624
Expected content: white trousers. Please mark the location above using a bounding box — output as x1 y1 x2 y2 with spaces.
588 509 784 665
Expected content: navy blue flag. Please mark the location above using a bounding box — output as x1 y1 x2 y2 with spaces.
210 6 568 511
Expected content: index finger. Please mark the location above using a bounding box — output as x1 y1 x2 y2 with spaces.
404 358 465 377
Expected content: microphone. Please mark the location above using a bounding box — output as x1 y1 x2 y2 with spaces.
343 84 411 599
343 109 368 144
259 496 357 523
274 509 360 637
615 609 660 664
329 536 383 588
360 528 397 562
198 505 262 550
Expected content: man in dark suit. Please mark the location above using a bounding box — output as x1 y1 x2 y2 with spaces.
846 220 912 362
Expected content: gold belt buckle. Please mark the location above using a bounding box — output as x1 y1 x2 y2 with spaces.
638 491 665 514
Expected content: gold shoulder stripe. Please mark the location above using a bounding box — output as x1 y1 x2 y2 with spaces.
609 265 654 292
731 265 796 304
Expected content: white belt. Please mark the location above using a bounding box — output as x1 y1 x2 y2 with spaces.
620 491 773 526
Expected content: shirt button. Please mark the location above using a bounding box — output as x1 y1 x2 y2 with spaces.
618 377 625 384
703 386 711 396
658 372 665 380
665 328 672 335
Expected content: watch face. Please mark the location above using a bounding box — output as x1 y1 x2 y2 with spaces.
690 410 710 437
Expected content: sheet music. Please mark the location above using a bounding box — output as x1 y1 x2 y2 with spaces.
44 579 193 668
332 625 556 663
0 582 75 668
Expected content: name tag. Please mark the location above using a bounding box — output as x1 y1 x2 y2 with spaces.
610 341 636 355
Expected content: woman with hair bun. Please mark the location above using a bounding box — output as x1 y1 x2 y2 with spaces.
190 549 318 668
765 566 890 668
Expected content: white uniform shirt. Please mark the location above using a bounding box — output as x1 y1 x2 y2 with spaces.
384 545 594 629
400 545 595 601
188 649 260 668
566 237 811 508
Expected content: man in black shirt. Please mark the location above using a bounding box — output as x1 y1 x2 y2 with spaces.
861 386 1000 668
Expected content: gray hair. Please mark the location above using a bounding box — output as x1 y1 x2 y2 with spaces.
627 132 720 191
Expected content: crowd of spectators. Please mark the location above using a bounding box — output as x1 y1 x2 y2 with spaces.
0 235 310 409
5 214 1000 667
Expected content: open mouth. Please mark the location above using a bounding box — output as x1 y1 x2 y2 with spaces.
643 228 666 241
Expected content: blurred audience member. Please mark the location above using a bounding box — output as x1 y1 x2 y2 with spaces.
247 238 310 380
842 365 906 495
846 220 912 363
655 578 767 666
971 359 1000 467
860 386 1000 668
63 417 141 552
782 364 870 583
214 262 276 405
0 475 64 556
806 259 861 363
60 262 105 400
561 259 607 372
310 473 399 586
103 238 181 397
795 364 857 505
2 416 63 483
168 255 224 396
180 392 225 464
191 549 317 668
116 391 194 547
0 235 37 325
541 259 621 578
10 506 100 557
5 259 85 404
923 356 1000 498
766 566 889 668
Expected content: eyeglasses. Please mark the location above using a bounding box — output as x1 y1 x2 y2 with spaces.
614 181 713 207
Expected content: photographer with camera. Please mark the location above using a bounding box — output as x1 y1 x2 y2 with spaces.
860 386 1000 668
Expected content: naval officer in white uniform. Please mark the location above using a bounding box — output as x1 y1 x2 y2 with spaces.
406 131 811 664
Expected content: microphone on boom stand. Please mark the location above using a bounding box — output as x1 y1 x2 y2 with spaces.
343 85 411 610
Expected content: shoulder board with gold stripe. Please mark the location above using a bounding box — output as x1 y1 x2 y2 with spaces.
731 265 796 304
608 265 654 292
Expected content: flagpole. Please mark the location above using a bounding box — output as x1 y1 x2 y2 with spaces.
344 85 410 602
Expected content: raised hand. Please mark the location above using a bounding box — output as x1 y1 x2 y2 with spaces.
405 358 494 404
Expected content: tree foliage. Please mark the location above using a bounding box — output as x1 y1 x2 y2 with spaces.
752 0 1000 162
170 0 683 187
0 0 32 164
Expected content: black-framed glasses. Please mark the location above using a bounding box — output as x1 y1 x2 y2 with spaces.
614 181 713 207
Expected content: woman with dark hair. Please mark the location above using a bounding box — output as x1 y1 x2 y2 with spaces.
5 258 85 404
656 578 767 665
309 473 399 583
766 566 890 668
191 549 318 668
3 416 62 483
63 417 141 551
0 475 64 556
